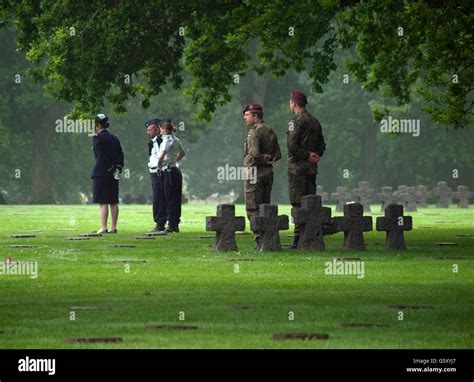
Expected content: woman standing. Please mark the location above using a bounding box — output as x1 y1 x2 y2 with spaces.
157 121 185 233
91 114 124 234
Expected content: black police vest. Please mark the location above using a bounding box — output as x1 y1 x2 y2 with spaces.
148 136 163 156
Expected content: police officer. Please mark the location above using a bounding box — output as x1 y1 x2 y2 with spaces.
243 104 281 244
287 91 326 248
91 113 124 234
157 120 185 233
146 118 167 232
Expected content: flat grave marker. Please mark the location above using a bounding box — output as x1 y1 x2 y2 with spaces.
272 333 329 341
65 337 122 344
145 324 198 330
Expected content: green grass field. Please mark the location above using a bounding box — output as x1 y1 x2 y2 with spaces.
0 204 472 349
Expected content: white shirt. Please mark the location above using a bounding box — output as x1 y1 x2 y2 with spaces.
159 134 184 166
148 136 160 173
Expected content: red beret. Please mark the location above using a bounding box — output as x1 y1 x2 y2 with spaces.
290 91 307 104
242 103 263 114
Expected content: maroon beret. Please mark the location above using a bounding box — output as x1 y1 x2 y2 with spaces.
290 91 307 104
242 103 263 114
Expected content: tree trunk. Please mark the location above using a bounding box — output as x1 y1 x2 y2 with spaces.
31 107 58 204
361 118 377 188
233 40 270 204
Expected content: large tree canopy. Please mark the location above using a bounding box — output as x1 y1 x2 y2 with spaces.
0 0 340 119
338 0 473 129
0 0 472 128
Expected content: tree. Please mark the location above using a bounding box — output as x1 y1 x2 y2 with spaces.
338 0 473 129
2 1 470 129
0 0 341 118
1 1 473 204
0 27 67 203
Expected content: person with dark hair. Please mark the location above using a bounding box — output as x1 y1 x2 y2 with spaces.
242 103 281 246
91 113 124 234
287 91 326 248
157 121 185 233
146 118 166 232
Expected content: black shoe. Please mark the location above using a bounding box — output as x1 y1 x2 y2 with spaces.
165 227 179 233
150 225 165 233
290 235 300 249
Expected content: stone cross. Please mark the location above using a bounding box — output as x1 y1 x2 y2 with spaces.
123 194 134 204
292 195 332 250
135 194 147 204
433 181 453 208
453 185 472 208
376 204 412 250
316 185 329 205
404 187 418 212
206 204 245 251
352 181 375 212
416 185 431 208
331 186 353 212
250 204 289 251
393 185 407 206
334 203 373 251
377 186 395 211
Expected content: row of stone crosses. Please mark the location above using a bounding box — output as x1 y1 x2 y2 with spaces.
206 195 411 253
325 181 471 212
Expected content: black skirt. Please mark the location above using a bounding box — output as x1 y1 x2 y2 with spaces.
92 175 119 204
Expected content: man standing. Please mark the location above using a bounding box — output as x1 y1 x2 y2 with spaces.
287 91 326 248
146 118 165 232
243 104 281 244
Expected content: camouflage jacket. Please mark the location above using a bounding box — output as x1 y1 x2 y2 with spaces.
244 121 281 174
287 109 326 175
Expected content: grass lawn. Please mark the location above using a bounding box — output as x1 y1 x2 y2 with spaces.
0 204 472 349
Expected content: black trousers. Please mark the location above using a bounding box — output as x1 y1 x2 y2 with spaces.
151 173 166 228
163 167 182 229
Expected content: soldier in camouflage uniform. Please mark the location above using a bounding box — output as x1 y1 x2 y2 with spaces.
243 104 281 244
287 91 326 248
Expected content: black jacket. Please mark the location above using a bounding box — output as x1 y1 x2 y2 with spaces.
91 130 124 178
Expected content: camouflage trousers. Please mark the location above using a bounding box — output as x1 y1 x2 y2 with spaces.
288 173 317 236
244 171 273 218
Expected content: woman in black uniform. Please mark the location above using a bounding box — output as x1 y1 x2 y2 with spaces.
91 114 124 233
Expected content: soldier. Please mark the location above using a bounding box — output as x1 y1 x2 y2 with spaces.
146 118 165 232
242 104 281 245
287 91 326 248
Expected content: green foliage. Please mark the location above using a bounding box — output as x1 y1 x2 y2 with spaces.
0 0 340 119
184 0 339 119
2 0 189 115
338 0 473 129
1 2 473 203
2 1 471 128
